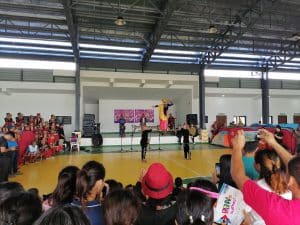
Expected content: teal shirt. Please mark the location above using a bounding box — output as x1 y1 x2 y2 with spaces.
242 156 259 180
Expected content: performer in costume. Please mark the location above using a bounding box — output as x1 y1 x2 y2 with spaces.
155 98 173 133
189 124 199 145
140 125 152 161
181 124 191 160
118 114 126 137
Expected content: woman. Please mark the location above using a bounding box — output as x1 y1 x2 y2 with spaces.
34 205 91 225
176 179 219 225
43 166 79 210
104 189 140 225
140 125 152 161
72 161 106 225
249 150 291 225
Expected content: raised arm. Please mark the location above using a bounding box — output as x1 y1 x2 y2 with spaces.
231 130 249 190
259 129 292 167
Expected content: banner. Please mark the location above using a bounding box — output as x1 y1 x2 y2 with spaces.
114 109 134 123
134 109 154 123
214 183 249 225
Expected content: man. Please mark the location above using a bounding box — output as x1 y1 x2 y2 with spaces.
231 129 300 225
118 114 126 137
168 113 175 131
139 113 147 127
140 125 152 161
0 132 15 182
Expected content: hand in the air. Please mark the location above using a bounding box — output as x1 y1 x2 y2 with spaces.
232 130 246 151
258 129 277 147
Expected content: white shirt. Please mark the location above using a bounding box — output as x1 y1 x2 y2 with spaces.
28 145 38 153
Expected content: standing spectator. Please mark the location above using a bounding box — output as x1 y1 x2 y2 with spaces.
15 112 24 127
104 189 140 225
57 124 65 146
7 131 19 176
72 161 106 225
136 163 176 225
242 141 259 180
35 113 43 126
0 132 14 182
4 113 14 129
274 125 284 144
49 114 57 127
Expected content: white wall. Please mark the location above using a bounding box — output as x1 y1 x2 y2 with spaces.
193 96 262 128
0 93 75 137
98 99 176 132
270 98 300 123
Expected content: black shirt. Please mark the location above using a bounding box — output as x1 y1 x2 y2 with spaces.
181 128 190 144
0 137 8 154
141 129 152 146
57 127 65 139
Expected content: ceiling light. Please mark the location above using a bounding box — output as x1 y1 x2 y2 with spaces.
115 16 126 26
208 25 218 34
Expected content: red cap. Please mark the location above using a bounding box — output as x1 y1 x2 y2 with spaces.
142 163 173 199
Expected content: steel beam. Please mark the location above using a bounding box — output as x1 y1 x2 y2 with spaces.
61 0 80 130
200 0 279 65
199 64 206 129
141 0 178 70
261 64 270 124
265 40 300 72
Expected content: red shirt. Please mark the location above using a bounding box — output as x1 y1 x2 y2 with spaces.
243 180 300 225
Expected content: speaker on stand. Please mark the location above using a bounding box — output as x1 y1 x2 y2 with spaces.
186 114 198 125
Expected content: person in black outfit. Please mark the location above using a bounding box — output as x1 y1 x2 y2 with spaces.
140 125 152 161
0 132 12 182
181 124 191 160
274 125 284 144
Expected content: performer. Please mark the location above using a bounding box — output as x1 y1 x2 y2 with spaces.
155 98 174 133
140 113 147 127
140 125 152 161
181 124 191 160
189 124 199 145
118 114 126 137
168 113 176 131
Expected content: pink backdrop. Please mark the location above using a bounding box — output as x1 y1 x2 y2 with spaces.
114 109 154 123
134 109 154 123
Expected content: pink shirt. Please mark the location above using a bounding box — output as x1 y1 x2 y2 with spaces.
243 180 300 225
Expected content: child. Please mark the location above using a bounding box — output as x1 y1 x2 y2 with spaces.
242 141 259 180
181 124 191 160
27 140 41 162
140 125 152 161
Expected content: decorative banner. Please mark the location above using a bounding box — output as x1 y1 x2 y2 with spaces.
214 183 249 225
134 109 154 123
114 109 134 123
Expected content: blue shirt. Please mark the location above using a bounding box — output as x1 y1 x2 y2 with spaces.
243 156 259 180
7 140 18 149
71 200 104 225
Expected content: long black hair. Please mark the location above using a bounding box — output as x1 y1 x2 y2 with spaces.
76 161 106 202
52 166 80 206
0 182 24 204
218 154 237 190
33 205 91 225
0 192 42 225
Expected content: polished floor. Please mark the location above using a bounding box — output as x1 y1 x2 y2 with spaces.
11 146 231 195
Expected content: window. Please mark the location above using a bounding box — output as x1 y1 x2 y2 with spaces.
233 116 247 126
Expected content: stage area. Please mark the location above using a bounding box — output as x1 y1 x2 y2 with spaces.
11 146 230 195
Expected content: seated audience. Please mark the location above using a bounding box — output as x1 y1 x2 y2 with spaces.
43 166 79 210
242 141 259 180
0 182 24 204
176 179 218 225
26 140 41 162
72 161 106 225
172 177 184 198
104 189 140 225
0 192 42 225
135 163 176 225
231 129 300 225
34 205 91 225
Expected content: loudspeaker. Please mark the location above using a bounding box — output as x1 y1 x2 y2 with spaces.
186 114 198 125
92 134 103 147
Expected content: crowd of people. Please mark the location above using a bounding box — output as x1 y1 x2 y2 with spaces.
1 128 300 225
0 112 66 181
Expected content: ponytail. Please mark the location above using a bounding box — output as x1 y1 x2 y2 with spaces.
255 150 288 195
76 161 106 202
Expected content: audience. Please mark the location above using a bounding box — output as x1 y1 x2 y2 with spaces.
0 181 24 204
104 189 140 225
34 205 91 225
242 141 259 180
72 161 106 225
136 163 176 225
0 192 42 225
231 129 300 225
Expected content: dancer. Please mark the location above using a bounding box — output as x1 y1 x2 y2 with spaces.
189 124 198 145
181 124 191 160
155 98 173 134
140 125 152 161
